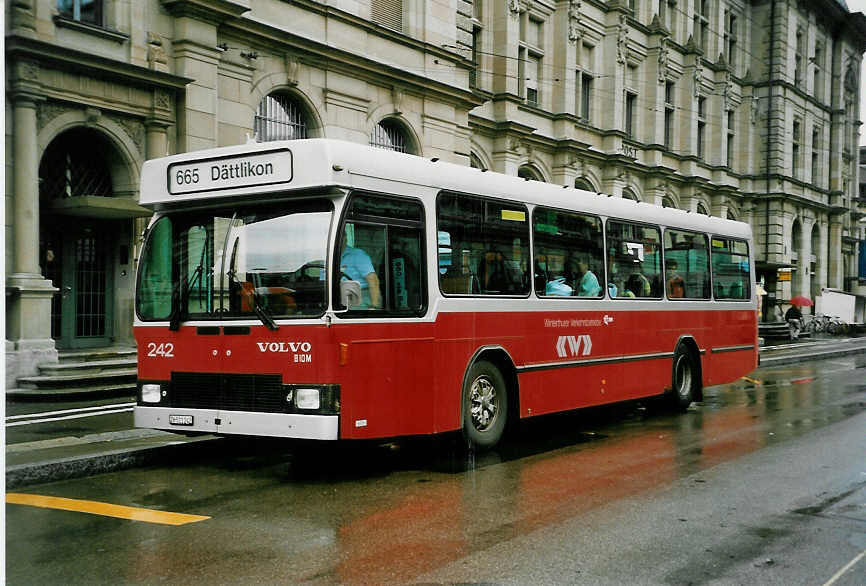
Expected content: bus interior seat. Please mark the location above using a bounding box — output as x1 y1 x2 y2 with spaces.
239 281 255 313
441 274 475 294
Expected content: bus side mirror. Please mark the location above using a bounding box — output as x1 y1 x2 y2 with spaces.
340 280 361 309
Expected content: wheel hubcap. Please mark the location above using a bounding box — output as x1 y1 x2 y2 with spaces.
469 376 498 432
675 355 692 399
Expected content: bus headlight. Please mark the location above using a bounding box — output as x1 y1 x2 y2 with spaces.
283 384 339 414
141 383 163 404
296 388 321 410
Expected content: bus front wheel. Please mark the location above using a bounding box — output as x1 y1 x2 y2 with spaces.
671 345 698 411
462 360 508 450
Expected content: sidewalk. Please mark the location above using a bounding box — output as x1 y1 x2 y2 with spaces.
7 336 866 489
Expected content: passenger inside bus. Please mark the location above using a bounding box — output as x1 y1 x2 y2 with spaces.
477 249 510 293
626 271 652 297
340 243 381 309
666 260 686 298
534 252 550 292
572 260 602 297
618 280 635 298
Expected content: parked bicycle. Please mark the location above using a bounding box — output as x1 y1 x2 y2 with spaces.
804 314 848 335
827 316 849 335
804 314 829 333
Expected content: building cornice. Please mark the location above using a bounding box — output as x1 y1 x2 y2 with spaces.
160 0 250 24
257 0 472 67
5 35 193 92
223 12 483 111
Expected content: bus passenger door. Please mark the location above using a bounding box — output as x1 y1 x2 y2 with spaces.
336 200 433 440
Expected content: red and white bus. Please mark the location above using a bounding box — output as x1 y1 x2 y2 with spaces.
134 139 757 449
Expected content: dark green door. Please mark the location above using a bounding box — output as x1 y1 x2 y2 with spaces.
47 221 114 349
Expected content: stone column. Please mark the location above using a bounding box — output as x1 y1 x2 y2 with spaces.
828 218 844 289
601 165 625 198
12 95 41 277
7 74 59 386
599 9 628 154
799 218 813 306
161 1 250 151
145 118 170 161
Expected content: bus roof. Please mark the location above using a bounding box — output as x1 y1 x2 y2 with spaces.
140 138 751 239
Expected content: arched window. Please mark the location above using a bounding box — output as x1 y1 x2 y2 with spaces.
518 165 542 181
254 92 308 142
810 224 821 299
696 202 709 215
791 219 803 295
662 196 676 209
727 209 737 221
622 188 639 201
574 177 594 191
792 219 802 253
470 153 485 169
370 119 409 153
39 128 113 201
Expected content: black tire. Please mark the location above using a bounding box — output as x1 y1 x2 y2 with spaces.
670 345 698 411
462 360 508 450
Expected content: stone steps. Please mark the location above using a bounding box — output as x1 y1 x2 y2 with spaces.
10 347 138 401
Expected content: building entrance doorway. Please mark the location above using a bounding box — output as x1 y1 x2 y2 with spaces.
42 219 115 349
38 127 133 350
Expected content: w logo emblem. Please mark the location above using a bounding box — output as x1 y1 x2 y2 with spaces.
555 335 592 358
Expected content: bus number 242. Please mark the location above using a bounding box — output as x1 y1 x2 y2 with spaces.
147 342 175 358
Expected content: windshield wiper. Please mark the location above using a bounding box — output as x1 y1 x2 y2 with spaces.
253 299 279 331
169 231 208 331
169 263 203 331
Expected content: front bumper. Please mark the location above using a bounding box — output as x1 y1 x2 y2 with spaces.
134 406 339 440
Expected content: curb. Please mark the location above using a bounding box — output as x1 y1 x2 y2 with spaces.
759 339 866 367
5 434 222 490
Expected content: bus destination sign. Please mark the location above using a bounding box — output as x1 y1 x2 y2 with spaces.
168 149 293 195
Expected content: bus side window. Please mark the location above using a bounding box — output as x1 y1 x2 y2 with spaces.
437 192 530 297
339 193 426 314
606 220 663 299
390 229 423 310
663 229 711 300
711 237 750 300
532 207 604 298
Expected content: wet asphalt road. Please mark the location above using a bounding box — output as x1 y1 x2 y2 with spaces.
6 354 866 585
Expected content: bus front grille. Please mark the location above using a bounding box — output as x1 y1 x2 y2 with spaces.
170 372 286 413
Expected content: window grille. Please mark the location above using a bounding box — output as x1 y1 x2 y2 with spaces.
371 0 403 32
370 120 408 153
39 129 113 200
254 93 308 142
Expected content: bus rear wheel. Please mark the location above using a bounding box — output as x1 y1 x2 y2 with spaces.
671 345 698 411
462 360 508 450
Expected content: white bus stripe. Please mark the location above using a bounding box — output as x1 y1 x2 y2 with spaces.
6 408 134 427
5 402 136 421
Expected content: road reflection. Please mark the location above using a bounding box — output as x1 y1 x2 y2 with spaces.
8 357 864 585
311 359 866 583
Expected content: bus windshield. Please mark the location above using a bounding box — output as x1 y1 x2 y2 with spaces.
137 199 333 323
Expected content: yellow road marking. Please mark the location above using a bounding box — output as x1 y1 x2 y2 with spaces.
6 493 210 526
741 376 762 385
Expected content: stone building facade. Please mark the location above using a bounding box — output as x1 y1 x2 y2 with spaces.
5 0 866 384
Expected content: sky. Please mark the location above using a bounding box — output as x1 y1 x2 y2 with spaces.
849 0 866 144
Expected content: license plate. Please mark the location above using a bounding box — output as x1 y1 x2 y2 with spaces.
169 414 194 426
